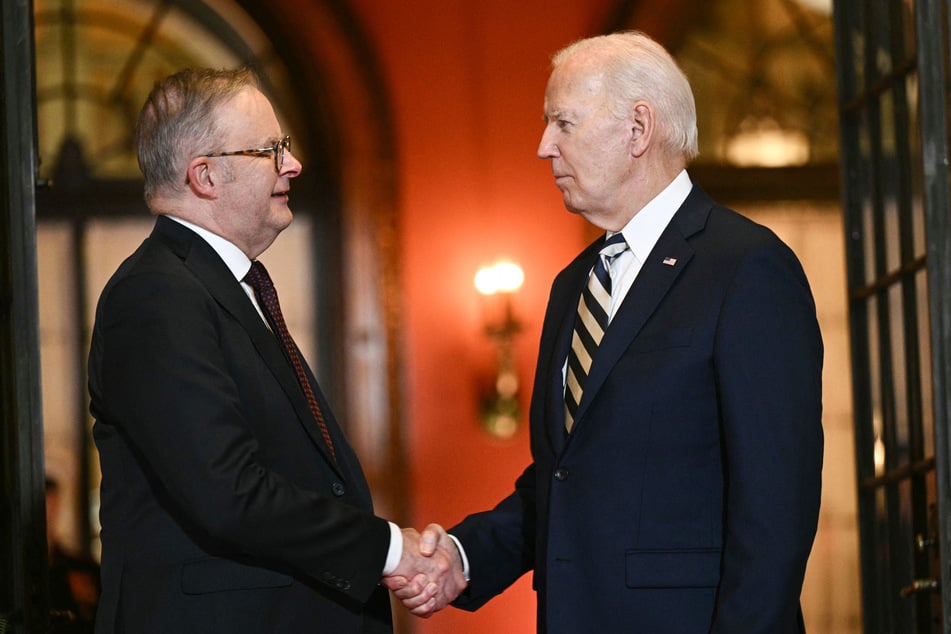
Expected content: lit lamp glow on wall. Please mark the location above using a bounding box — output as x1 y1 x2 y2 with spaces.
474 260 524 439
723 116 810 167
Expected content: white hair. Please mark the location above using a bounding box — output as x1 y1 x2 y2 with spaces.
552 31 699 160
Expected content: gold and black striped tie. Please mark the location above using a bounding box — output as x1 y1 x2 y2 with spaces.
564 234 628 432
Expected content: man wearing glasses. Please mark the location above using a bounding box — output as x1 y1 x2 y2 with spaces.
88 67 464 634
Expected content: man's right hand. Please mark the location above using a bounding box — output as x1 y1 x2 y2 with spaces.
382 524 467 618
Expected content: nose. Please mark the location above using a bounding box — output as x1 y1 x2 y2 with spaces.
281 150 303 177
537 125 559 160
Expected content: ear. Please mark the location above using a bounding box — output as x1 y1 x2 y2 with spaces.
185 157 217 200
629 102 654 158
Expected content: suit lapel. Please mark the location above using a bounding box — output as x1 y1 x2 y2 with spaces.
540 240 602 452
558 186 713 438
571 230 693 428
151 217 345 477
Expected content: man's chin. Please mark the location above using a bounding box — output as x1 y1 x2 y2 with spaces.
272 205 294 229
563 197 583 215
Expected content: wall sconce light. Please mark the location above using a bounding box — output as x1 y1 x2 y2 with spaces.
474 260 524 439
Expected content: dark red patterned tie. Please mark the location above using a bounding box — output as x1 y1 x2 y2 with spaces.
244 261 336 462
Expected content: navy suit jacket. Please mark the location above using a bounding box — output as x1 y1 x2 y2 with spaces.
451 185 823 633
88 216 393 633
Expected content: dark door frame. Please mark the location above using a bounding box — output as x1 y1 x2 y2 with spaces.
915 0 951 623
1 0 49 632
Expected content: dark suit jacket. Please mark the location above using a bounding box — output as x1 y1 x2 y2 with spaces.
451 185 824 633
88 215 393 633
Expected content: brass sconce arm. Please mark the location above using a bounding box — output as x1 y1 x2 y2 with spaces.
474 260 524 438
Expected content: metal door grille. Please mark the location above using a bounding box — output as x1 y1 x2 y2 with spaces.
833 0 951 631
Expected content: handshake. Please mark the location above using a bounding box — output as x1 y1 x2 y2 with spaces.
382 523 468 618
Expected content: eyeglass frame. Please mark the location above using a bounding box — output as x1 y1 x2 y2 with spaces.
202 135 291 172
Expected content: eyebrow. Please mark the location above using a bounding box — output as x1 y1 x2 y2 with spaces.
543 110 571 123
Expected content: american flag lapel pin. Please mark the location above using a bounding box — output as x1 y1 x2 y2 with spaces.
662 257 677 266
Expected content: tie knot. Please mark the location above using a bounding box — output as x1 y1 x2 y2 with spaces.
601 233 627 256
244 260 273 293
600 233 628 259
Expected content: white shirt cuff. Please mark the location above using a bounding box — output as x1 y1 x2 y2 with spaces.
382 522 402 576
447 533 471 581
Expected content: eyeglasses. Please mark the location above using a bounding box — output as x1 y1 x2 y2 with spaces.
203 135 291 172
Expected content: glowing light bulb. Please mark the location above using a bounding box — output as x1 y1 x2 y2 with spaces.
474 260 524 295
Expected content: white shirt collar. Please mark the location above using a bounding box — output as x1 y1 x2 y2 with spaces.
164 214 252 282
612 169 692 263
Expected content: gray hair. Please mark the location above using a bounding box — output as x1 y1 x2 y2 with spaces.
136 67 258 202
552 31 699 161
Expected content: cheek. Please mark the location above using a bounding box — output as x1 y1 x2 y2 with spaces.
591 140 630 183
572 135 616 178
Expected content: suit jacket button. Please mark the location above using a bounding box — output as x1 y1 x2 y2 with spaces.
332 482 345 497
553 468 568 481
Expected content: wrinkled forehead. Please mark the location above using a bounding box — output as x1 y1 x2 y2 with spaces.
544 60 609 113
